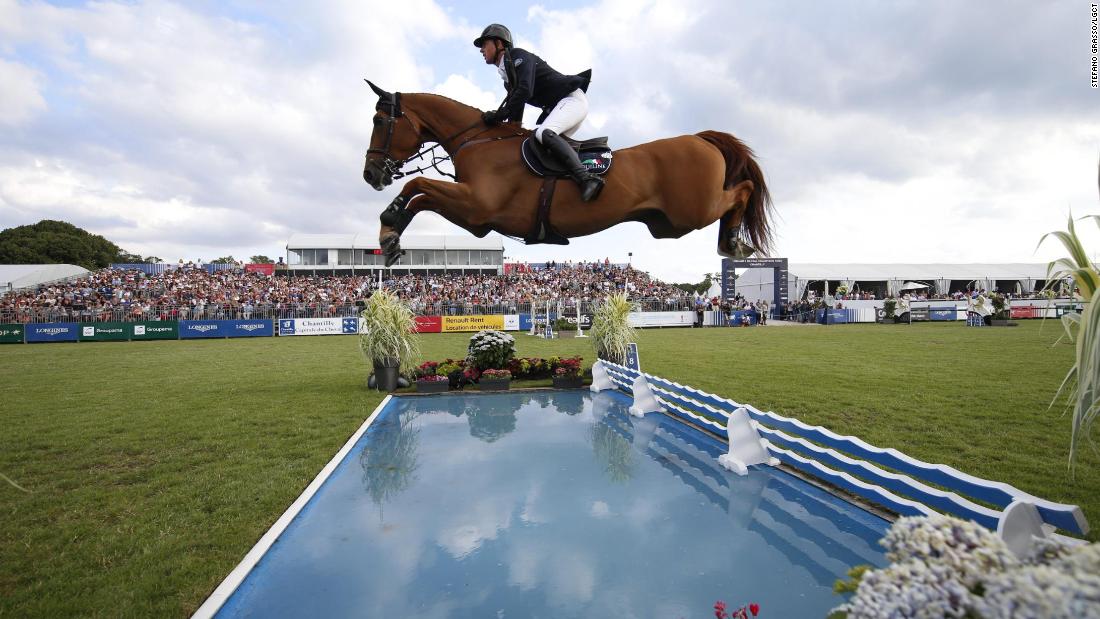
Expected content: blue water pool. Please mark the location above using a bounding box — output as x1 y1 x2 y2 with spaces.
212 390 888 618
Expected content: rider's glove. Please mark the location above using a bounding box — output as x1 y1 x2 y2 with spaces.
481 110 502 125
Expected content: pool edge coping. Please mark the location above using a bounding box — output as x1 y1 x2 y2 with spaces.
191 394 394 619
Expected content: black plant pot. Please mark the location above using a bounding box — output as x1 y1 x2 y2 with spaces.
372 358 401 392
478 378 511 391
552 376 583 389
416 380 450 393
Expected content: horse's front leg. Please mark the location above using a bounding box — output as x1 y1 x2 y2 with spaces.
378 178 474 267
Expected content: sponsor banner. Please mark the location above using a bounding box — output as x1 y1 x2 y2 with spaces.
228 320 273 338
79 322 129 341
0 323 25 344
181 320 274 339
245 263 275 275
1010 306 1039 319
414 316 442 333
628 311 695 328
908 307 930 322
130 321 179 340
929 307 958 321
518 313 532 332
26 322 79 343
503 315 520 331
441 315 505 333
556 313 592 330
278 317 358 336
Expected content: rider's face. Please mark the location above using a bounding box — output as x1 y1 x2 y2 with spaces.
481 40 500 64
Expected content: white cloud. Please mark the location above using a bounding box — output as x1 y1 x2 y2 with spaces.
0 58 45 124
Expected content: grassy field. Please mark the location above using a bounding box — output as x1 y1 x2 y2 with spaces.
1 321 1097 616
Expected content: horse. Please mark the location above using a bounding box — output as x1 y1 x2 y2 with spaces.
362 81 773 267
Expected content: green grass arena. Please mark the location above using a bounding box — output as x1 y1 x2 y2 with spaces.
1 321 1098 617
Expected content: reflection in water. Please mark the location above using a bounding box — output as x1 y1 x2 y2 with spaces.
464 396 522 443
219 392 889 619
588 420 635 483
550 391 585 416
360 409 420 522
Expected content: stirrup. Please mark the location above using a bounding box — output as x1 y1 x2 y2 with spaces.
576 174 604 202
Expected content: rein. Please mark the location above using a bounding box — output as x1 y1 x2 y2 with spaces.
366 90 524 182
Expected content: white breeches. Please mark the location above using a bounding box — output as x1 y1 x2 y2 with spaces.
534 89 588 142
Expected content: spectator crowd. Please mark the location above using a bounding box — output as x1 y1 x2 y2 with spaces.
0 261 694 323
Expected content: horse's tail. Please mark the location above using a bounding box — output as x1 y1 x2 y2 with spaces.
695 130 774 255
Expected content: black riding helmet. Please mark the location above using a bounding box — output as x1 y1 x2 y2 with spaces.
473 23 513 48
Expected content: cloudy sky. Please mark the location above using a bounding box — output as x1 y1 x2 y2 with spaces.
1 0 1098 281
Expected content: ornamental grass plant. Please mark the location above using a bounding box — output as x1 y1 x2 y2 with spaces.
591 292 636 364
1040 210 1100 472
358 289 420 375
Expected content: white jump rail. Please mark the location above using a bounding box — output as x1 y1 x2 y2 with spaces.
590 360 1089 539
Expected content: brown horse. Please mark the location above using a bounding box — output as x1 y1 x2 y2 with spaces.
362 81 772 267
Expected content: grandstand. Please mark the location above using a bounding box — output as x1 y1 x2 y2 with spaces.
0 264 90 294
285 233 504 276
733 263 1054 303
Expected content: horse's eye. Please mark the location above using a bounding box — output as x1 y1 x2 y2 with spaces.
373 117 382 126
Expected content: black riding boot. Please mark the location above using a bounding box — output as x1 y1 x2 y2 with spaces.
540 130 604 202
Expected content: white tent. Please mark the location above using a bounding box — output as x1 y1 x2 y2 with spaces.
0 264 90 292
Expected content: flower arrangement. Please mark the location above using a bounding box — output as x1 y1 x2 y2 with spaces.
415 374 447 382
467 330 516 370
506 356 551 379
480 368 511 380
883 298 897 319
829 515 1100 618
554 356 582 378
990 292 1011 320
414 360 440 379
714 600 760 618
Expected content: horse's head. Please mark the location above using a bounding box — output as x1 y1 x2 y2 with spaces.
363 80 425 190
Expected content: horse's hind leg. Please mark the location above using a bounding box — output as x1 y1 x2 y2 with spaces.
716 180 757 259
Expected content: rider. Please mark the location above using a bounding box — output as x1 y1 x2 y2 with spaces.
474 23 604 202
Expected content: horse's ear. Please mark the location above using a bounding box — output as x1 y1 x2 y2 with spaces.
364 79 390 99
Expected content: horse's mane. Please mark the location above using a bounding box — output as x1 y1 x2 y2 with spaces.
403 93 533 137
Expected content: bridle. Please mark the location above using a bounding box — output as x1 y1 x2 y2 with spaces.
365 90 525 183
365 90 408 182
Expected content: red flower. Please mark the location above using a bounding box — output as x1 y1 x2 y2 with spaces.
749 603 759 617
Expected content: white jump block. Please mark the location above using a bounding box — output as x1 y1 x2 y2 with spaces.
627 375 663 417
998 499 1057 559
590 360 615 392
717 407 779 476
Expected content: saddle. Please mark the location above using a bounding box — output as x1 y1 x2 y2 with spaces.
520 136 614 245
520 136 613 177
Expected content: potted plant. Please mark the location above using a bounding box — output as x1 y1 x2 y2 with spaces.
554 316 576 338
882 298 897 323
414 373 449 393
1039 208 1100 471
478 368 512 391
591 292 636 365
359 290 420 391
552 356 584 389
467 330 515 370
989 293 1017 326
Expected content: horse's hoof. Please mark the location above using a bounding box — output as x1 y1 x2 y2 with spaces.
384 250 405 268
